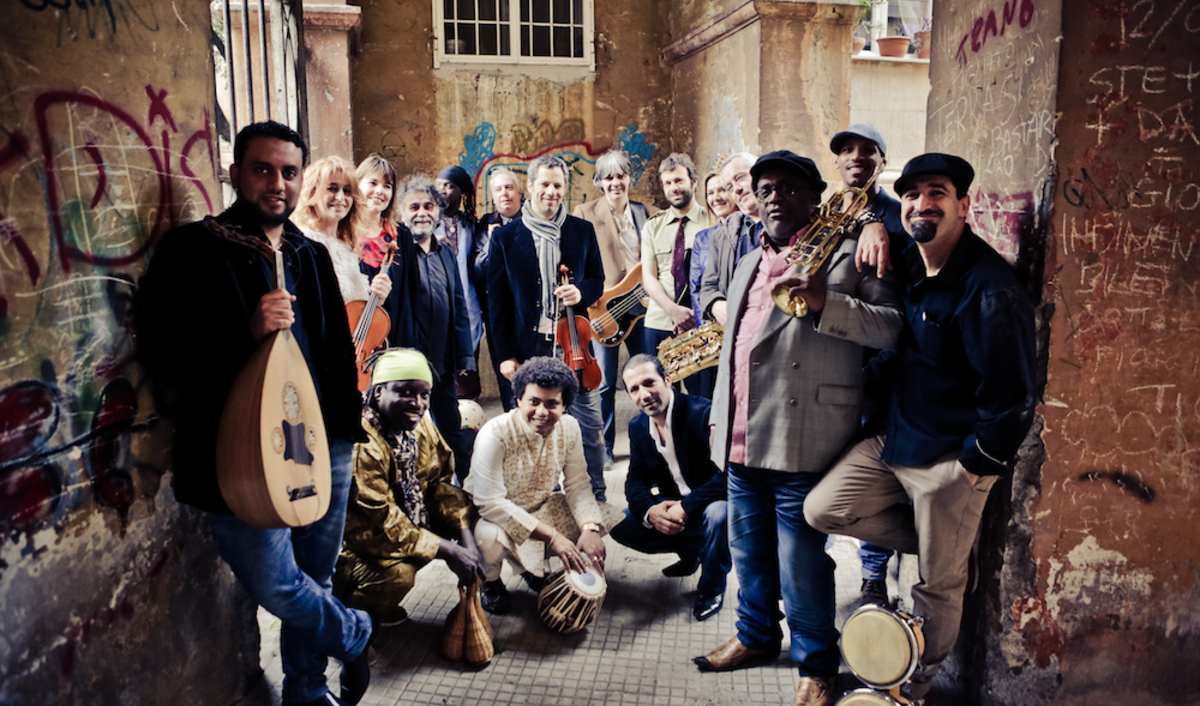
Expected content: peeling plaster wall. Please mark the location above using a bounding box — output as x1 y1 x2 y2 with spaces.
350 0 672 211
1035 0 1200 703
0 5 259 705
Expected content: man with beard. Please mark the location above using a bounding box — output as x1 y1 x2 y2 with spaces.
334 349 483 627
475 167 524 410
137 121 373 706
699 152 762 326
573 149 659 466
486 154 609 501
393 175 474 482
640 153 711 354
694 151 902 706
805 154 1036 705
608 354 730 621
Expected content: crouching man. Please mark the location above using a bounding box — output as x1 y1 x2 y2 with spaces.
609 354 730 621
465 357 625 614
334 349 484 626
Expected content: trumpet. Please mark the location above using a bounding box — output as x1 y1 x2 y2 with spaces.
657 321 724 381
769 165 882 317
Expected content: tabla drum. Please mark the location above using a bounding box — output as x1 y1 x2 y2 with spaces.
835 688 905 706
840 604 925 689
537 567 606 633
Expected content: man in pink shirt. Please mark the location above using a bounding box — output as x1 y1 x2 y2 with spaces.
693 151 903 706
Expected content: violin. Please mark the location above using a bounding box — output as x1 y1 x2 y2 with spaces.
346 243 395 391
555 265 602 392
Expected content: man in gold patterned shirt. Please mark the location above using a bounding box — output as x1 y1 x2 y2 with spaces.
333 349 484 627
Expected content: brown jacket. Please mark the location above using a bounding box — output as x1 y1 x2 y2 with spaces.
572 197 658 290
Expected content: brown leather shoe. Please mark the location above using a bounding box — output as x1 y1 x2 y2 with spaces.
791 676 835 706
692 636 780 672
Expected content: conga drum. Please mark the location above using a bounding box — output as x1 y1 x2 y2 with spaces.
840 604 925 689
835 688 906 706
537 567 606 633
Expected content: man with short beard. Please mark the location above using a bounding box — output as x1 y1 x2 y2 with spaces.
486 154 610 501
641 153 711 354
573 149 659 466
391 175 474 482
805 154 1036 706
138 121 373 706
695 150 902 706
699 152 762 325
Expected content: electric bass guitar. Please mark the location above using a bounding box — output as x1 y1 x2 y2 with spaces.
212 222 331 528
586 267 648 348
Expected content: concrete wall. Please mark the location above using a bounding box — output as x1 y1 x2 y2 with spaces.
0 5 259 705
849 55 930 188
928 0 1200 703
350 0 672 211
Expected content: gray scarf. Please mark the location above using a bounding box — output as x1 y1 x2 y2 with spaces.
521 199 567 317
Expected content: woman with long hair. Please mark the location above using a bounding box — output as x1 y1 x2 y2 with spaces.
294 156 391 305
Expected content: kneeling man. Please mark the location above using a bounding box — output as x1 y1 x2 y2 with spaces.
466 357 624 614
334 349 484 627
610 354 730 621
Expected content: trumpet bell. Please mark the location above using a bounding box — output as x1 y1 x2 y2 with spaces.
769 283 809 318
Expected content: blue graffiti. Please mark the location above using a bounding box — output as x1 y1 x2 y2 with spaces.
617 124 656 189
459 123 497 181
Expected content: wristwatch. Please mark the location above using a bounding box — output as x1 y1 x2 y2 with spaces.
581 522 600 533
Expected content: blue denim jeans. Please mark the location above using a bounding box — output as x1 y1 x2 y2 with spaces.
609 500 731 596
859 541 894 581
592 319 646 457
209 439 372 703
728 464 838 678
567 388 607 501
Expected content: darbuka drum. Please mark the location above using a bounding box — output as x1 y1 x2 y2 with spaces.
537 568 606 633
835 688 904 706
840 604 925 689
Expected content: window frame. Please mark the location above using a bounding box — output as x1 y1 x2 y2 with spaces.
433 0 595 70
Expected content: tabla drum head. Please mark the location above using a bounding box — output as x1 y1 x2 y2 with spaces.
840 604 921 689
835 688 902 706
564 568 606 598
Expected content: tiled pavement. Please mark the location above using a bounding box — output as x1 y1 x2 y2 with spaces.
249 394 921 706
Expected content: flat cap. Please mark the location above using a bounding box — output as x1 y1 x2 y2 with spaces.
894 153 975 198
750 150 828 195
830 123 887 156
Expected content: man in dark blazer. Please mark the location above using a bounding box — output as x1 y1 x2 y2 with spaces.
486 154 609 501
609 354 730 621
474 166 524 410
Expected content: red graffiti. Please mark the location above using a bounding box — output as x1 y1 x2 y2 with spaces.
87 378 137 516
0 464 61 536
0 381 61 462
31 87 215 273
955 0 1037 65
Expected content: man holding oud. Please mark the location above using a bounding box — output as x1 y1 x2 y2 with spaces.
486 154 609 500
609 354 730 621
572 149 659 467
137 122 373 706
694 151 902 706
805 154 1036 705
334 348 484 627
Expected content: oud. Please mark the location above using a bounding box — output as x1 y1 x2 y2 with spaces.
216 245 331 528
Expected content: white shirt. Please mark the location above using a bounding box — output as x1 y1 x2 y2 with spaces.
642 391 692 527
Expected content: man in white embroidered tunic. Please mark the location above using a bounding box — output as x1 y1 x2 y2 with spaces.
465 357 624 614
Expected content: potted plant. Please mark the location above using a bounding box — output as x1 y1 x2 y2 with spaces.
913 17 932 59
851 0 870 54
876 24 911 58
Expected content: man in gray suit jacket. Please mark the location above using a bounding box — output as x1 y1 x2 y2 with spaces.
573 149 658 466
692 151 903 706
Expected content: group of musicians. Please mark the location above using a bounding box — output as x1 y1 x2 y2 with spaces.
137 120 1036 706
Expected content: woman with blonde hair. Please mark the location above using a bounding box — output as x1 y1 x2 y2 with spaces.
295 155 391 304
684 170 738 399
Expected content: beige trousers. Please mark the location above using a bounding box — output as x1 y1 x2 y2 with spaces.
804 434 997 698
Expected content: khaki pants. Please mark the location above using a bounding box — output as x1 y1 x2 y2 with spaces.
804 434 997 698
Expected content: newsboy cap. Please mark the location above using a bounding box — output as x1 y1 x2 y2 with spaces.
830 123 888 156
894 153 975 198
750 150 828 195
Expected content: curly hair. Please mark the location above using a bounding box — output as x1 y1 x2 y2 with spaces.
511 357 579 409
294 156 364 248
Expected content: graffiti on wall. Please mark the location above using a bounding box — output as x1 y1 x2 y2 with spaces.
460 121 657 214
0 85 214 554
20 0 161 44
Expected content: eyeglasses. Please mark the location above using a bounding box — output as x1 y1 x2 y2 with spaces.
755 181 807 202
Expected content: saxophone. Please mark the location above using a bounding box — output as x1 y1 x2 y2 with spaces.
769 165 882 317
657 321 724 381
